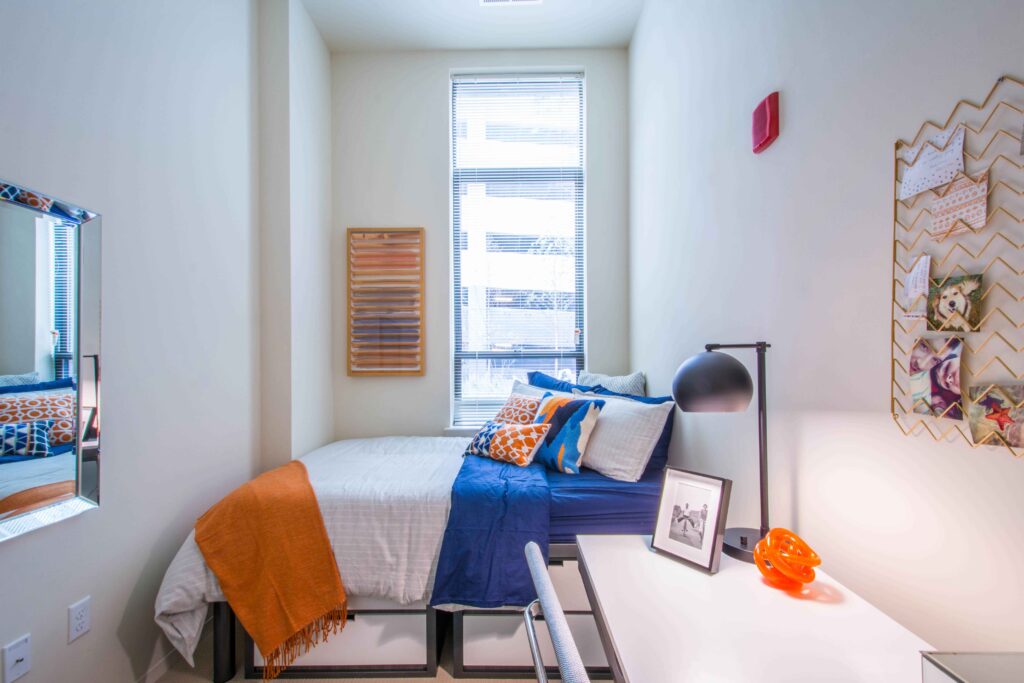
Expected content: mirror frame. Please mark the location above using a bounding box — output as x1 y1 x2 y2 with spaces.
0 178 100 543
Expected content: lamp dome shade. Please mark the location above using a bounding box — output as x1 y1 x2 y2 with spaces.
672 351 753 412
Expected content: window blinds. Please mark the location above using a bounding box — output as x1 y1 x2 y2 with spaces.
52 221 75 380
451 73 585 426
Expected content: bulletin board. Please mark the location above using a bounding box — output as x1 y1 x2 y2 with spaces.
891 75 1024 455
347 227 425 376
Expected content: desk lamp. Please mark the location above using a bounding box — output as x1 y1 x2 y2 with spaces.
671 342 771 563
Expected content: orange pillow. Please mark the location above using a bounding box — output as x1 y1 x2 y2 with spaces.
0 392 76 445
466 420 550 467
494 393 543 424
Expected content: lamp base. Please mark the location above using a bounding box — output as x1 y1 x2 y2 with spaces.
722 527 764 564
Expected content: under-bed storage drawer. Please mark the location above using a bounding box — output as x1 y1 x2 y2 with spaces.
545 560 591 612
245 609 436 678
459 611 608 671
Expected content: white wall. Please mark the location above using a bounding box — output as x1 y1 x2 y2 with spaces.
288 0 334 458
0 209 38 375
629 0 1024 650
258 0 294 469
0 2 260 682
259 0 334 467
331 48 630 437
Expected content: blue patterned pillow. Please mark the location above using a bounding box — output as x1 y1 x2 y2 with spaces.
533 393 605 473
0 420 55 457
466 420 502 456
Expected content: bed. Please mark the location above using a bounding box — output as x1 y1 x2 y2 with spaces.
0 452 76 519
155 434 662 680
548 466 661 543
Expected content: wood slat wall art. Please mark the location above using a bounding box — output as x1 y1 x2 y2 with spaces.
891 75 1024 455
347 228 425 376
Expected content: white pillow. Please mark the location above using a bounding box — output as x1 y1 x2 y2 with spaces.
572 389 673 482
578 370 646 396
0 372 40 387
511 379 568 399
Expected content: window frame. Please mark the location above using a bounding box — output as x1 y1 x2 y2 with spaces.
450 73 586 427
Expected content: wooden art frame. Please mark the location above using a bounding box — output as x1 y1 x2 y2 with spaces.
891 75 1024 456
347 227 425 376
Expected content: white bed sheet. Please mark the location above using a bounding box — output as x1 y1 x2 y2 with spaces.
0 452 75 502
154 436 469 664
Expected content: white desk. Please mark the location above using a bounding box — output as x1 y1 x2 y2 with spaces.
577 535 931 682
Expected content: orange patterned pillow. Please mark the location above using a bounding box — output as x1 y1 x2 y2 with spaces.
490 423 550 467
0 392 76 445
467 420 550 467
494 393 543 424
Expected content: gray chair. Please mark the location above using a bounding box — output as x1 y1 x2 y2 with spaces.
523 541 591 683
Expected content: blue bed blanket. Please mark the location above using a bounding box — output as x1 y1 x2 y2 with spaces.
429 455 550 608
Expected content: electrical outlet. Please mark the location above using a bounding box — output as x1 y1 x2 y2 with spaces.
68 596 91 643
2 633 30 683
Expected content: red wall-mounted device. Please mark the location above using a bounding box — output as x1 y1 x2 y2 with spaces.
752 91 780 154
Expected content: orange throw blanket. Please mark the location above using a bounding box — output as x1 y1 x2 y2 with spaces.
195 461 347 680
0 480 75 517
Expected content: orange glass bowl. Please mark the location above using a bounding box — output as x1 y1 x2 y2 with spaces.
753 528 821 590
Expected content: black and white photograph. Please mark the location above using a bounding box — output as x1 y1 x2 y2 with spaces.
668 485 711 550
652 468 731 573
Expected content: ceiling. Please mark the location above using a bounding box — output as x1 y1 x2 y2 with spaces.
302 0 644 52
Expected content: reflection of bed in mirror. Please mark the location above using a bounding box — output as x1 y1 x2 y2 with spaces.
0 178 101 541
0 453 76 519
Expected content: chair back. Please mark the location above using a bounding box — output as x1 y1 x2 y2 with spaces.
523 541 590 683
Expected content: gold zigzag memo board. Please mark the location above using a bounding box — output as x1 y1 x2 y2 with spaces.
891 75 1024 455
347 227 425 376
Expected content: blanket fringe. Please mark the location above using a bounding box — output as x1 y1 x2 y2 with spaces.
260 603 348 681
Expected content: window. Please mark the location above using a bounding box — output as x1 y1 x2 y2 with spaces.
51 221 75 379
451 73 585 426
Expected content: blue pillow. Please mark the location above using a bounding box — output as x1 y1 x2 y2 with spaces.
50 442 76 456
0 378 76 395
533 393 605 474
0 420 54 458
588 385 675 474
526 371 598 394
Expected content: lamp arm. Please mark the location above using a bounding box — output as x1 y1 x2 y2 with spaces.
705 342 772 351
704 342 770 536
755 344 769 537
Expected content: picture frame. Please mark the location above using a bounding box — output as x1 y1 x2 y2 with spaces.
651 467 732 574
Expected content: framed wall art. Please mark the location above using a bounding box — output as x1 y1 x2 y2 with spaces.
347 227 425 376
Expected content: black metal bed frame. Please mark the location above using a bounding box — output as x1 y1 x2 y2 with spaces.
210 542 607 681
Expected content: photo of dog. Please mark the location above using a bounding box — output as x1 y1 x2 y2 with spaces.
909 337 963 420
927 274 982 332
967 385 1024 447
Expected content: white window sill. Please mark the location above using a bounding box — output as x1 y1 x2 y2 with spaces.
443 426 479 437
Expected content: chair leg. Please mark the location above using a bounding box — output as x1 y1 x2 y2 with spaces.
213 602 237 683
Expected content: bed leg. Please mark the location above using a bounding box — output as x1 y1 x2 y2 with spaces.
213 602 237 683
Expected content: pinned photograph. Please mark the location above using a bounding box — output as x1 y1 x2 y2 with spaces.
928 274 982 332
652 468 731 573
928 172 988 240
967 385 1024 447
909 337 963 420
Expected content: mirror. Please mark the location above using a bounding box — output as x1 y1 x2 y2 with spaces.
0 179 100 542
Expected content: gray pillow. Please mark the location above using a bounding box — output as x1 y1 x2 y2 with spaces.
578 370 646 396
0 371 40 387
